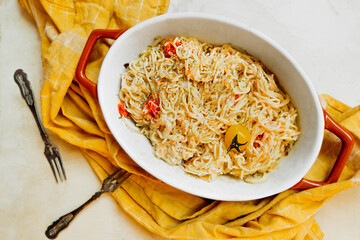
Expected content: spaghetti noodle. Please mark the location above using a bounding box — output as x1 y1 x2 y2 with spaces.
119 36 300 181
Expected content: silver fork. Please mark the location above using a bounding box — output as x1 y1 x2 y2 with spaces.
45 168 132 239
13 69 66 183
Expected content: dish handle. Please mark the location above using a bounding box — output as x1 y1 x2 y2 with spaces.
291 109 354 189
75 29 127 98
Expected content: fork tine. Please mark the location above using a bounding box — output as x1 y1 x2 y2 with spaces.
58 158 67 181
54 159 64 182
48 160 59 183
112 170 132 190
115 172 132 185
108 168 124 179
54 146 67 181
50 145 66 182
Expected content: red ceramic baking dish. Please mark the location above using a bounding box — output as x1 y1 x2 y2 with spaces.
75 13 354 201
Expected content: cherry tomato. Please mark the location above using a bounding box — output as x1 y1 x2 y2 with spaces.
224 124 251 153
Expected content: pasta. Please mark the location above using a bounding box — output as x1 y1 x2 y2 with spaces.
119 36 300 182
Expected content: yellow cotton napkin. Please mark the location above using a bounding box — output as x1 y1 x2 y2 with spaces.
19 1 360 239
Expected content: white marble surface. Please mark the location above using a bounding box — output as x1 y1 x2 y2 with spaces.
0 0 359 239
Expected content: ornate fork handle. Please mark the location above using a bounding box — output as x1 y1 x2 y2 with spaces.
45 190 104 239
14 69 50 143
14 69 66 182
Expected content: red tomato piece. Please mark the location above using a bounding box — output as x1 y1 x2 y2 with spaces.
233 94 240 107
145 96 160 118
253 133 264 148
118 101 129 118
163 40 177 58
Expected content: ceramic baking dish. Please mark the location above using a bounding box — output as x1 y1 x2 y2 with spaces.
76 13 353 201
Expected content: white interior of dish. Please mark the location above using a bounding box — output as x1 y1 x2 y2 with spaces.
97 13 324 201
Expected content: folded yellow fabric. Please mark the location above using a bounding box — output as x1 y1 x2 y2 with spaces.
19 1 360 239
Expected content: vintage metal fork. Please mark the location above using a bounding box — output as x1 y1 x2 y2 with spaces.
14 69 66 183
45 168 132 239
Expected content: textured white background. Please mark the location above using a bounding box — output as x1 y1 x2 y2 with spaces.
1 0 359 239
